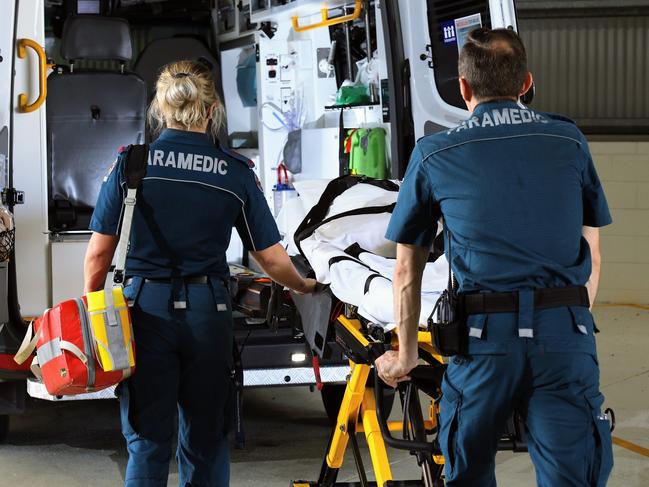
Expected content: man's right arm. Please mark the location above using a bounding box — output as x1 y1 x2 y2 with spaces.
582 226 601 308
394 243 431 366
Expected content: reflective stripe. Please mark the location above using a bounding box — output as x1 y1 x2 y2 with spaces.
102 310 130 370
469 327 483 338
421 133 583 164
88 306 128 316
104 288 118 328
517 290 535 339
518 328 534 338
577 324 588 335
36 338 63 366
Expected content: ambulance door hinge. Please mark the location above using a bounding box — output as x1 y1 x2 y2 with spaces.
419 44 433 69
2 188 25 206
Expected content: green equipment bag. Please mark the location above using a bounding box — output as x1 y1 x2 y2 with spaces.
345 128 388 179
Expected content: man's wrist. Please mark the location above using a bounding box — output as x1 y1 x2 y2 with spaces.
399 349 418 369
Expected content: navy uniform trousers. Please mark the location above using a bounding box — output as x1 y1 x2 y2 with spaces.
438 302 614 487
119 277 233 487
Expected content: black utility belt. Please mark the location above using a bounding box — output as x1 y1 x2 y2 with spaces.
429 285 590 356
124 275 210 286
462 285 590 315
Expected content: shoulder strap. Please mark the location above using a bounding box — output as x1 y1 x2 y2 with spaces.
124 144 148 189
113 144 148 285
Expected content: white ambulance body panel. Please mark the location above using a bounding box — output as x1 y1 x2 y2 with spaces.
12 0 50 316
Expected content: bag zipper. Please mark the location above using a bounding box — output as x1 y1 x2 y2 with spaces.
75 298 96 391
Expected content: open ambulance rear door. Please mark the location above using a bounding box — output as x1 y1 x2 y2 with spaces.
393 0 518 175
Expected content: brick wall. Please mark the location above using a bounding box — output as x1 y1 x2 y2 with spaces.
588 141 649 304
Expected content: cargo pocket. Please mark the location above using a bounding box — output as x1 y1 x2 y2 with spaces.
116 380 139 440
586 393 613 487
439 377 462 477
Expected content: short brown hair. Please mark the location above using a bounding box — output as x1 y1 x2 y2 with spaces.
458 28 527 100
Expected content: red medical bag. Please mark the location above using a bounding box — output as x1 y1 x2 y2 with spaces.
17 297 134 396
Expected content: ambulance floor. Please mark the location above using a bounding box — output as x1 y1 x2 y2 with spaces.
0 305 646 487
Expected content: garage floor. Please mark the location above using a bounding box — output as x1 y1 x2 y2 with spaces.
0 305 647 486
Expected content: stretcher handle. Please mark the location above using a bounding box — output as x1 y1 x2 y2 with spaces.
291 0 362 33
373 366 437 453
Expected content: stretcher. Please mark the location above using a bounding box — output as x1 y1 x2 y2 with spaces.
287 176 527 486
292 310 528 487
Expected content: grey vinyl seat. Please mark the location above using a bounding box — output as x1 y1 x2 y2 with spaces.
47 16 146 232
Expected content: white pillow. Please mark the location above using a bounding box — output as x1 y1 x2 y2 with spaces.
276 196 307 255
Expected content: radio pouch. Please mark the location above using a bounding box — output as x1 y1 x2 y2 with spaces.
428 227 467 356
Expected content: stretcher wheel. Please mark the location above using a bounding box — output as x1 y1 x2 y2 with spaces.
0 415 8 443
321 383 395 425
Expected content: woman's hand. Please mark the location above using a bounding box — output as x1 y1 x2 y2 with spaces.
251 244 319 294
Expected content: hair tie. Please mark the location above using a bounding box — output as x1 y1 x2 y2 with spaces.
173 72 190 79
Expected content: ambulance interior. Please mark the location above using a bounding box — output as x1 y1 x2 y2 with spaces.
4 0 516 400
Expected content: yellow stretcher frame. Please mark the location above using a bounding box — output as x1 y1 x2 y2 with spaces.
293 315 446 487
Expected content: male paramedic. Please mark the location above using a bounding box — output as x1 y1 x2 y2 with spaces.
375 27 613 487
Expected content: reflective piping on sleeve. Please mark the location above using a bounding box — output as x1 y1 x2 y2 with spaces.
141 176 257 251
421 133 583 163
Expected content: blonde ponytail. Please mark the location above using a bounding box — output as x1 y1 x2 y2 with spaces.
148 60 225 141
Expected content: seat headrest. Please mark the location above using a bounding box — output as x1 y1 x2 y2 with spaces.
134 37 220 96
60 16 132 62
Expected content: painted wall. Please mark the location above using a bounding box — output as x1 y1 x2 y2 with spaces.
589 141 649 304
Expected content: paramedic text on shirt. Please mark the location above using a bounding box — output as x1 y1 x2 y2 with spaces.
376 28 613 487
83 60 316 487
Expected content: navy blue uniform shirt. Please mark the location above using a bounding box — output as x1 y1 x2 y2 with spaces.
90 128 281 278
386 100 612 293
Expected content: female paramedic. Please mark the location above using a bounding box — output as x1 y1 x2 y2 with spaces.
83 60 316 487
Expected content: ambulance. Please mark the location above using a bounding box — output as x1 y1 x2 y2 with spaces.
0 0 518 441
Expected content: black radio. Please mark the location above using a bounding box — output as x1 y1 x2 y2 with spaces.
428 228 467 356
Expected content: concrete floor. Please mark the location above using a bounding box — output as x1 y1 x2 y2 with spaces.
0 305 647 486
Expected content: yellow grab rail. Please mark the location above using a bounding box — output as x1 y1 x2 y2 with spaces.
17 38 50 113
291 0 362 33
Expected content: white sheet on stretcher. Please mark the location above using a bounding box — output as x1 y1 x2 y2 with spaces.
278 180 449 331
